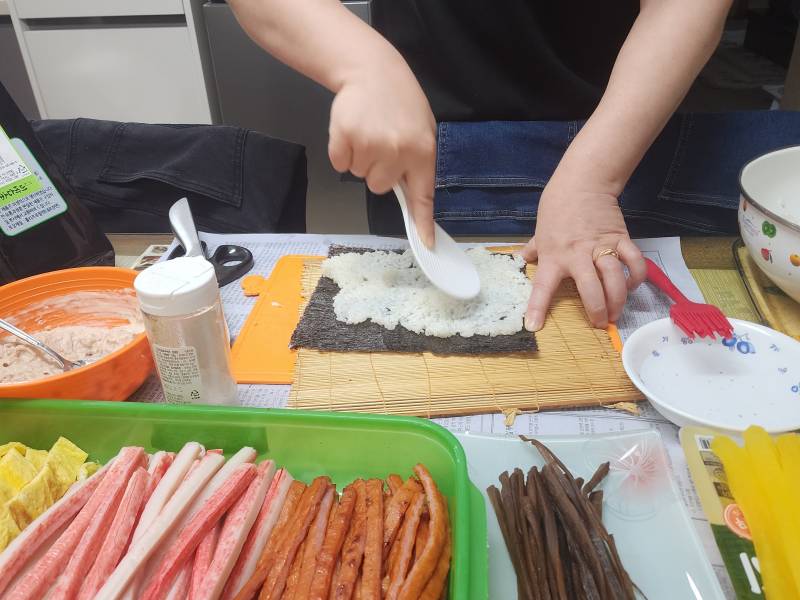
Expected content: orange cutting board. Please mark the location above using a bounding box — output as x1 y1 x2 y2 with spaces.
230 255 324 383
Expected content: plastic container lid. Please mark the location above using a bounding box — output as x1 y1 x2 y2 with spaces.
134 256 219 317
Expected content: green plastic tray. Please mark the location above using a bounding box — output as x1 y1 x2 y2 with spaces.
0 400 487 599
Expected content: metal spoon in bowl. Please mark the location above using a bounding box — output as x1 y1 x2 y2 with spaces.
0 318 87 372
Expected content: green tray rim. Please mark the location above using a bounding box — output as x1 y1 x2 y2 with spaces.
0 399 488 599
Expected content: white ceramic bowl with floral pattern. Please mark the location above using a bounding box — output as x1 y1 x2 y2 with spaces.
739 145 800 303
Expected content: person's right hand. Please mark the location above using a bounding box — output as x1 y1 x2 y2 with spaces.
328 53 438 247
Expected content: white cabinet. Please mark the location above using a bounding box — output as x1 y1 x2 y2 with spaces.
7 0 218 123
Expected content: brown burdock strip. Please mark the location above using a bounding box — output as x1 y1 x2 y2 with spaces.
540 464 607 597
588 490 603 519
498 472 532 600
489 437 636 600
487 485 530 600
582 463 610 495
511 469 540 600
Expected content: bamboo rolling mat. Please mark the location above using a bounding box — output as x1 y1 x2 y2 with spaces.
288 251 642 417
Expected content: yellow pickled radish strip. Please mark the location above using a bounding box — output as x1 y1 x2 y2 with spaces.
776 434 800 503
742 427 800 592
712 433 798 599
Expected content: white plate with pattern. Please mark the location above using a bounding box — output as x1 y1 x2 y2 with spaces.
623 318 800 434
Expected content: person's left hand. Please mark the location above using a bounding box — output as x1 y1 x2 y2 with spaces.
521 185 647 331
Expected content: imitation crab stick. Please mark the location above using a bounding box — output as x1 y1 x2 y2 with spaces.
147 452 173 482
186 448 258 517
165 558 193 600
133 443 203 547
140 463 257 600
119 443 203 600
190 524 221 600
77 467 150 600
95 452 225 600
7 447 145 600
0 461 110 597
50 456 148 600
143 452 173 508
142 447 258 591
196 461 276 600
221 468 293 600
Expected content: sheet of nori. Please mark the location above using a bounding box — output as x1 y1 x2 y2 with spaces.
289 246 537 355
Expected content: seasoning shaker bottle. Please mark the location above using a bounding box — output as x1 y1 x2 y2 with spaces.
134 255 238 405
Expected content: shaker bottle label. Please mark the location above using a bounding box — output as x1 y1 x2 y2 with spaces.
153 344 203 404
0 126 42 210
0 137 67 236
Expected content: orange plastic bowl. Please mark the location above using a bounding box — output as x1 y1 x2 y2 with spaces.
0 267 154 401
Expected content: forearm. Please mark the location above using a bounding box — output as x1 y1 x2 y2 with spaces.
226 0 405 93
551 0 732 194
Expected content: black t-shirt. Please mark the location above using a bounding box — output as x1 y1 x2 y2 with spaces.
371 1 639 122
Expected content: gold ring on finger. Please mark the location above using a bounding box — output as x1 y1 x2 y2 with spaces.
594 248 619 264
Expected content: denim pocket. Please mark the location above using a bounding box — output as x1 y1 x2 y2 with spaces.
431 121 573 235
660 113 746 210
660 111 800 210
618 111 800 236
98 122 247 209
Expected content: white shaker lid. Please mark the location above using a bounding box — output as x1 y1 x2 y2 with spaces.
134 256 219 317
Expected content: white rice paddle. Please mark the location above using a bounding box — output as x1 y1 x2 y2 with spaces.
393 183 480 300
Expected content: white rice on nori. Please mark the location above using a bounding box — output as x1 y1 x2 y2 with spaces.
321 247 531 338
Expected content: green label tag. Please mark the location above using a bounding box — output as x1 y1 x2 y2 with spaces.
0 126 42 206
0 138 68 236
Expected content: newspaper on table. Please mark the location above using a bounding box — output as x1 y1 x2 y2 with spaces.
137 233 731 596
160 233 703 342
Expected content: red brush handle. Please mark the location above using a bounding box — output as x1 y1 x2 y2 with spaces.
645 258 691 304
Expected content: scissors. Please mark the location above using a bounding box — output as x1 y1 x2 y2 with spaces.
167 198 254 287
167 242 253 288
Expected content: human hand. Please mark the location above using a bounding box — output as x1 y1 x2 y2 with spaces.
328 53 437 246
521 187 646 331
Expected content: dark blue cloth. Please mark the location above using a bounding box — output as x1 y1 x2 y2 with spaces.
32 118 308 234
368 111 800 238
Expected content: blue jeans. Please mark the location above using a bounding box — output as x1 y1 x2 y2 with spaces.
367 111 800 237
